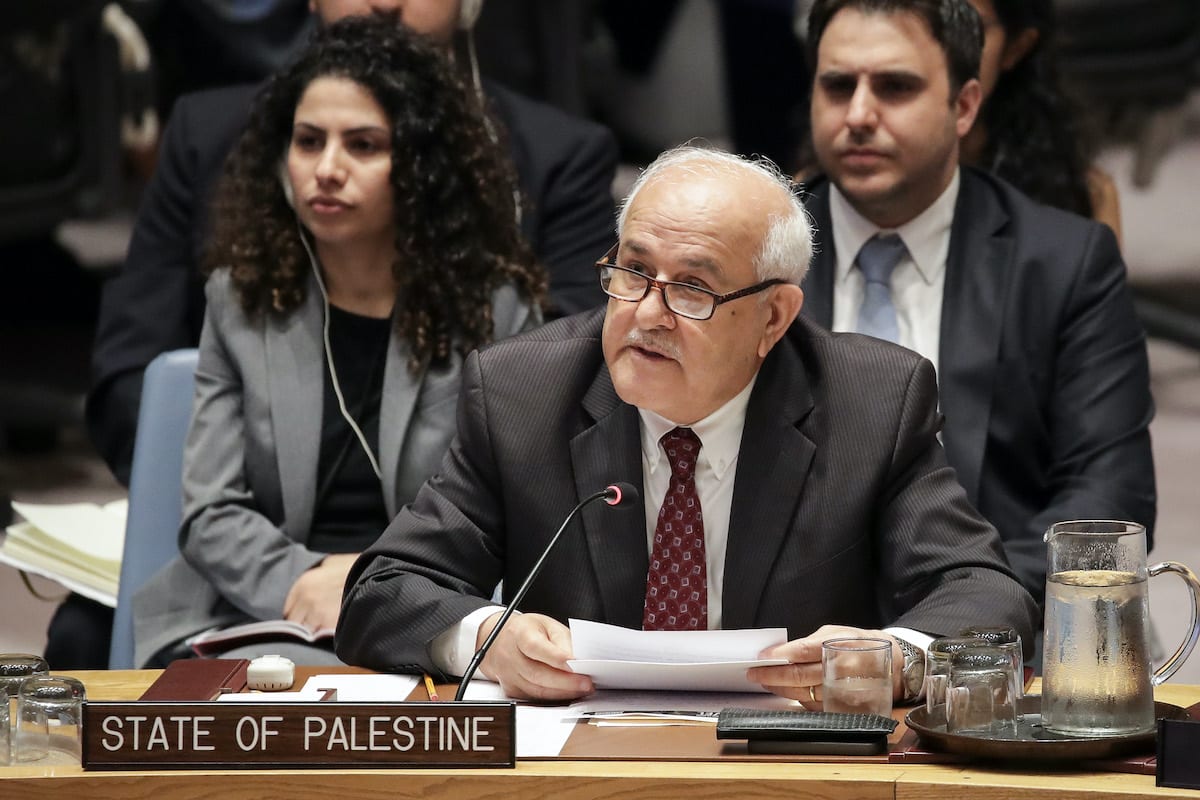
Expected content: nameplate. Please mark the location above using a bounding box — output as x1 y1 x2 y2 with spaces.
82 701 515 769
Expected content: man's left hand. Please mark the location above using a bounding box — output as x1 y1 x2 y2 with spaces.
747 624 905 707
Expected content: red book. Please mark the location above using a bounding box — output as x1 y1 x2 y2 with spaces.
139 658 250 701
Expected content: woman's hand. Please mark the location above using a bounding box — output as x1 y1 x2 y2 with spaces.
283 553 359 631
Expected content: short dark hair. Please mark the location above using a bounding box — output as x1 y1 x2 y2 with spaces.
806 0 983 95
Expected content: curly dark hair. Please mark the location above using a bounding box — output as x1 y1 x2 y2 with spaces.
204 13 544 369
973 0 1095 216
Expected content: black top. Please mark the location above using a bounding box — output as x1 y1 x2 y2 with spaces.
308 304 390 555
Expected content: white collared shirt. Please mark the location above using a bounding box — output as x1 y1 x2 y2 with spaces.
829 169 960 378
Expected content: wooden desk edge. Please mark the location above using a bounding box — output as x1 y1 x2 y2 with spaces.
0 670 1193 800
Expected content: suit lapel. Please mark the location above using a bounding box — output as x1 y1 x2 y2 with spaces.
801 181 836 328
378 339 426 520
722 330 817 628
938 170 1012 505
571 363 647 629
266 275 324 539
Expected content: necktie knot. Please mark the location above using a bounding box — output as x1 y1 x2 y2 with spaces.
661 427 701 482
857 234 907 285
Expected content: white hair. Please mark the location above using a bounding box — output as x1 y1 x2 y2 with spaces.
616 144 813 285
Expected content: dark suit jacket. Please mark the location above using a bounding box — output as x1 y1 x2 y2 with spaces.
800 168 1156 601
88 80 618 484
336 311 1038 676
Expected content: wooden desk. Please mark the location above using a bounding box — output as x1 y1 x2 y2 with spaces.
2 671 1198 800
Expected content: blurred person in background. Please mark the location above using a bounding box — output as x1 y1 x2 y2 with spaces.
960 0 1121 240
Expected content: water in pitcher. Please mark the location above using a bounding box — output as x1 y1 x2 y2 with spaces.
1041 569 1155 736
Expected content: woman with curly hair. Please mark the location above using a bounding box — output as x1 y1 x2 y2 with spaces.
132 13 544 667
962 0 1122 240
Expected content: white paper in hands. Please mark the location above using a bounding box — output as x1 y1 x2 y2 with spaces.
565 619 789 692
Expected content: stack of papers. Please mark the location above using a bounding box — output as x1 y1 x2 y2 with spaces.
462 679 796 757
0 500 127 607
565 619 789 692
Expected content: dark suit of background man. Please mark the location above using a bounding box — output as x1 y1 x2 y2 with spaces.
336 144 1038 705
798 0 1155 606
55 0 619 670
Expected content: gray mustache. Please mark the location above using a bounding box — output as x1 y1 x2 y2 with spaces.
624 331 681 359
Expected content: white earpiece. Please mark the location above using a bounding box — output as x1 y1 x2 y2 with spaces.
459 0 484 30
296 218 385 483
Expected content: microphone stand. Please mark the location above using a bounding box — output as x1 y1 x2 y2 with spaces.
453 487 623 701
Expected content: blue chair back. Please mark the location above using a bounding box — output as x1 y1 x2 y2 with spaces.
108 349 198 669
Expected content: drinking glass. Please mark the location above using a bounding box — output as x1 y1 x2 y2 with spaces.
14 675 86 764
0 653 49 763
945 645 1019 737
0 688 8 766
0 653 50 698
821 637 892 716
924 636 986 715
959 625 1024 699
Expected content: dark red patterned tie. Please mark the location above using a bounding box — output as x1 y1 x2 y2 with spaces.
643 427 707 631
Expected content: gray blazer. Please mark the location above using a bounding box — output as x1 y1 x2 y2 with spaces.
133 269 537 667
336 311 1039 676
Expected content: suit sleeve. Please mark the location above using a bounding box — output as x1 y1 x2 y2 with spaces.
881 358 1040 646
178 278 325 621
86 97 210 485
337 350 508 675
532 122 618 317
1007 226 1155 598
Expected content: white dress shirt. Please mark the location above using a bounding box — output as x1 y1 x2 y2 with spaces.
829 169 960 378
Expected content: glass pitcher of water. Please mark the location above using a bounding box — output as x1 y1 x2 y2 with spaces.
1041 520 1200 737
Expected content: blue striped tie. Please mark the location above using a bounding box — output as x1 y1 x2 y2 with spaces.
855 234 907 343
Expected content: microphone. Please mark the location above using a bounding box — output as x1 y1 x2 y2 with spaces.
453 482 640 700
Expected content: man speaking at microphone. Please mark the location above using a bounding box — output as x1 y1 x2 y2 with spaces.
337 145 1037 704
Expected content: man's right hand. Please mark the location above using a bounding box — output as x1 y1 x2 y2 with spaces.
477 612 594 701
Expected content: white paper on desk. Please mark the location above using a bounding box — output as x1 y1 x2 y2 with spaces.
566 619 789 692
217 688 328 702
461 679 578 758
299 673 420 702
572 689 794 715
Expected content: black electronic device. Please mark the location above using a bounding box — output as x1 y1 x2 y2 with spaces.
716 707 897 755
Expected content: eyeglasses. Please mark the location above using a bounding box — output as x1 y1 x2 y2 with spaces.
594 245 785 321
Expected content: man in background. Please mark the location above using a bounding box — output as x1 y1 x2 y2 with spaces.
799 0 1155 618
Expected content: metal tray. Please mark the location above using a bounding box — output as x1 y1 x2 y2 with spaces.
904 695 1189 761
